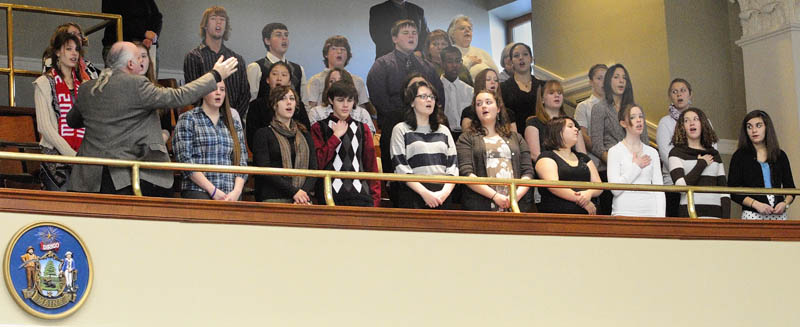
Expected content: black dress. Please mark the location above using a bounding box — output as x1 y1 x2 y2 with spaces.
525 116 547 157
500 75 544 134
537 150 592 214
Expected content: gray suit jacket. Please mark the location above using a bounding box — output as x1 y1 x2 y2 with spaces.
67 69 217 192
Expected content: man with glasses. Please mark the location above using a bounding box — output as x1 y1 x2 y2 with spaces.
304 35 369 109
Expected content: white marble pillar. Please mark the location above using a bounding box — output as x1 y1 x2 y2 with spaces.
731 0 800 187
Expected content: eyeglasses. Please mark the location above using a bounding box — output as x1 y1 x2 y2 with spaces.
416 94 436 101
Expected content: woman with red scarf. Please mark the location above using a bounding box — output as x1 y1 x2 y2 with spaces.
41 23 101 81
33 32 86 191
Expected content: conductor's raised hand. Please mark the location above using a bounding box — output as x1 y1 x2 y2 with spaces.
212 56 239 79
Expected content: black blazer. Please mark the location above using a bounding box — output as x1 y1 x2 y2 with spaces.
728 147 795 212
102 0 162 46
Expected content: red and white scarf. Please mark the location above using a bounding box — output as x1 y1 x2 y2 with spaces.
50 68 84 152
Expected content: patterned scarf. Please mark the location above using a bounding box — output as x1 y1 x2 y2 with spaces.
668 103 681 121
50 68 84 152
270 119 309 189
77 57 92 82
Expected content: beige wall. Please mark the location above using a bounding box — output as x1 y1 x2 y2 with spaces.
3 212 800 325
664 0 745 140
531 0 671 124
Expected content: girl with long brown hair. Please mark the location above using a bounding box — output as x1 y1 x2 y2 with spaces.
728 110 795 219
34 31 86 191
668 108 730 218
173 81 248 200
252 85 318 204
456 90 533 211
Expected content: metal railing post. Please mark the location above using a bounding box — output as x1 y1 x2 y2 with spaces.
7 7 15 107
131 164 142 197
509 182 520 213
687 189 698 218
116 16 123 42
324 175 335 206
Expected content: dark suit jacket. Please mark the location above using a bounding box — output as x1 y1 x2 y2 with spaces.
369 0 429 59
67 70 217 192
102 0 163 46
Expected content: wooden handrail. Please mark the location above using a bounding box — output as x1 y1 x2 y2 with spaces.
0 188 799 241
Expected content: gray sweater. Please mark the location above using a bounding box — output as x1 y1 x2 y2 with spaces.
589 100 648 171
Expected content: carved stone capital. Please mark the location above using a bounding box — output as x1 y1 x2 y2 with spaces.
730 0 800 37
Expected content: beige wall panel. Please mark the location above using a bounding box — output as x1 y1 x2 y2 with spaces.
664 0 745 140
2 212 800 326
531 0 671 123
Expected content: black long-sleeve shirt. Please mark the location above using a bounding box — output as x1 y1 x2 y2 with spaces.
101 0 162 46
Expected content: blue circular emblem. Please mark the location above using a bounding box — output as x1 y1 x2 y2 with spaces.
4 222 93 319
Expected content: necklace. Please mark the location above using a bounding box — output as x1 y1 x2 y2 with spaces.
622 139 642 156
554 148 573 159
516 74 531 85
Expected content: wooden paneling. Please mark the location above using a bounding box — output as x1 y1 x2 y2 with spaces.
0 188 798 241
0 106 40 181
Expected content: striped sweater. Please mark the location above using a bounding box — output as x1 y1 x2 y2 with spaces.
390 123 458 177
668 146 731 218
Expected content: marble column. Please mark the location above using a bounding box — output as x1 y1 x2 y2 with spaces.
731 0 800 187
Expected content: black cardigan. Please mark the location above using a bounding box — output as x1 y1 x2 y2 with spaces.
252 125 317 202
728 147 795 212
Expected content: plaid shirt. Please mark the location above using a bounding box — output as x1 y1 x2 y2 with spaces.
184 42 250 117
173 107 248 194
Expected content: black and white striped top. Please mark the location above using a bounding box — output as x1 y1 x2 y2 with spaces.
390 123 458 177
668 145 731 218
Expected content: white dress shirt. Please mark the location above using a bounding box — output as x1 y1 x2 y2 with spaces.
246 51 306 102
440 75 473 132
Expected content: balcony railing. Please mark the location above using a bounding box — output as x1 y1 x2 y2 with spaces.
0 151 796 219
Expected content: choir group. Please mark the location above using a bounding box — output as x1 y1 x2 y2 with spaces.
33 3 794 219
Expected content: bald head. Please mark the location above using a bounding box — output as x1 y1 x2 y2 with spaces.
106 41 140 74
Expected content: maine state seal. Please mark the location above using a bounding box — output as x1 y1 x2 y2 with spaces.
4 222 93 319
